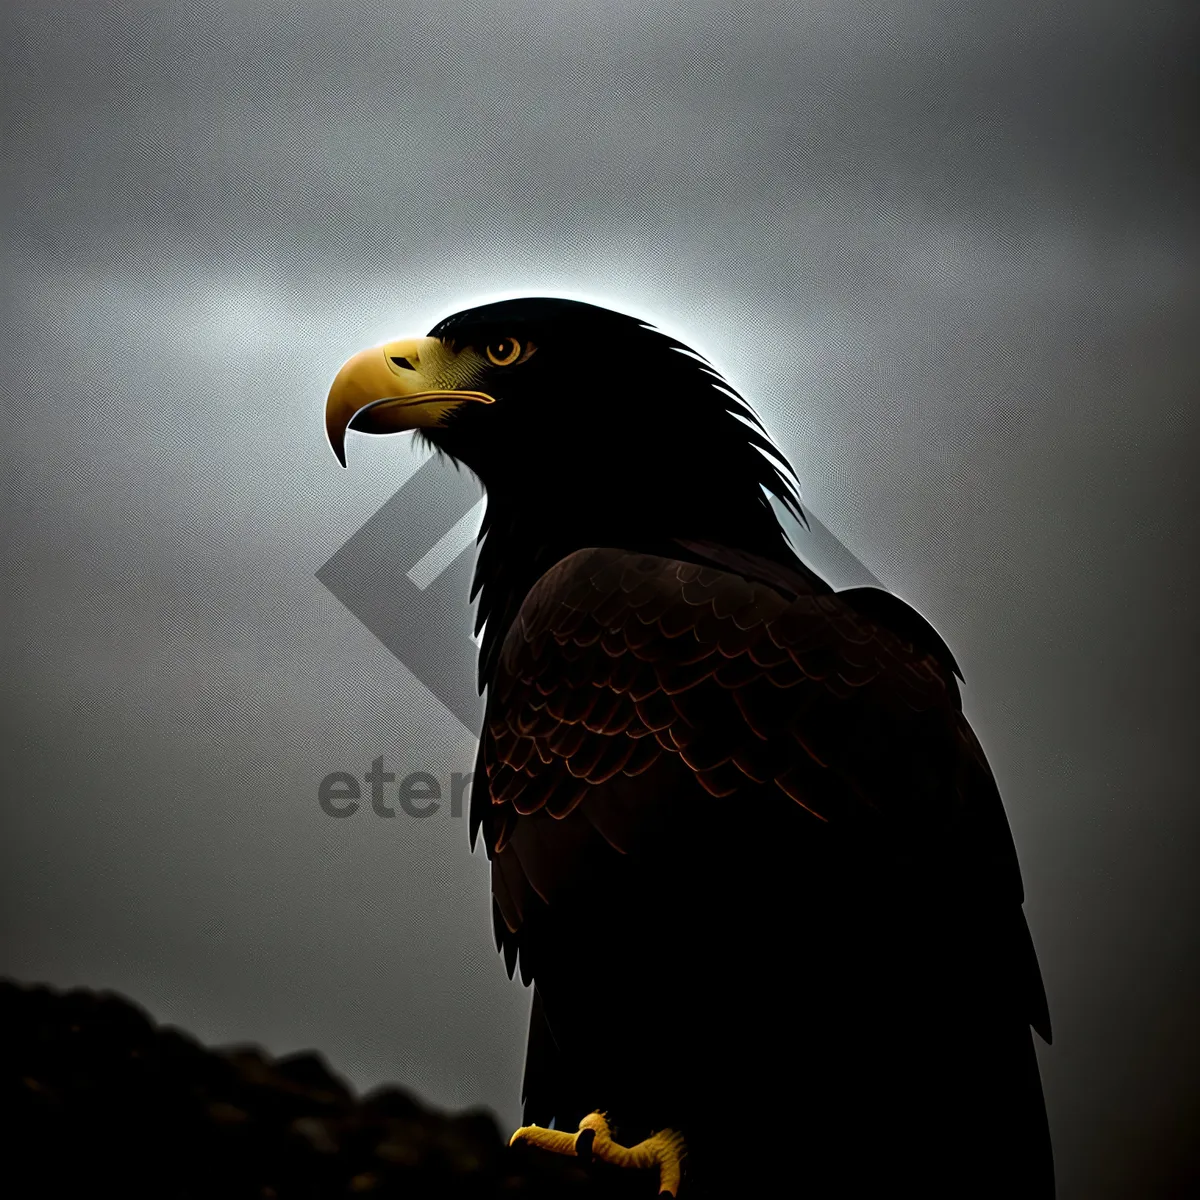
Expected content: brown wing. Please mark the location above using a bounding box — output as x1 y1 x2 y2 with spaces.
474 545 1049 1040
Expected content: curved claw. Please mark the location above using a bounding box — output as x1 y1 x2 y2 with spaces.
511 1112 685 1197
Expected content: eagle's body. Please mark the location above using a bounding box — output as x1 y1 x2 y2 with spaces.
325 297 1055 1197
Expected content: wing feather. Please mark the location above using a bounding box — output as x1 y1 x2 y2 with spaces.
472 545 1047 1038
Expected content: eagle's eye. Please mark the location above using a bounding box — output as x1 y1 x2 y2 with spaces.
485 336 523 367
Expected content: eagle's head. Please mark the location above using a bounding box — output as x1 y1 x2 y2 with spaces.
326 296 803 543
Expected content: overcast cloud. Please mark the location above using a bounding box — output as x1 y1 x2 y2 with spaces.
2 3 1196 1195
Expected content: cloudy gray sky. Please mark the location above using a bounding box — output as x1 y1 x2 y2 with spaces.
2 2 1196 1195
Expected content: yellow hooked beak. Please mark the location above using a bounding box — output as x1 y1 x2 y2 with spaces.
325 337 496 466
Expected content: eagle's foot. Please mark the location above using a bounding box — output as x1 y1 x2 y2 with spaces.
510 1111 685 1196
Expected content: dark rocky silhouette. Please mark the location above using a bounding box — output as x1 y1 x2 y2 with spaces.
2 979 660 1198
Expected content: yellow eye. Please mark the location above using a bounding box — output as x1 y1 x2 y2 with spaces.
485 336 522 366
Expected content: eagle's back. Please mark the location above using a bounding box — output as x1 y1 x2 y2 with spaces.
473 544 1053 1197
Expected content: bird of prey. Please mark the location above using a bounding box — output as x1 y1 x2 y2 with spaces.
324 297 1054 1198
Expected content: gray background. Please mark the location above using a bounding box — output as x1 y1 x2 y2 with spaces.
2 1 1196 1195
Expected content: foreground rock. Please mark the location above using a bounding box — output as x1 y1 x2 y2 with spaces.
1 979 660 1198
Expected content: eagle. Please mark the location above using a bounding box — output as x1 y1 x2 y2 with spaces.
324 296 1055 1197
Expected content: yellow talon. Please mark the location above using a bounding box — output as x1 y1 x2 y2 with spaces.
508 1123 581 1156
511 1111 685 1196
